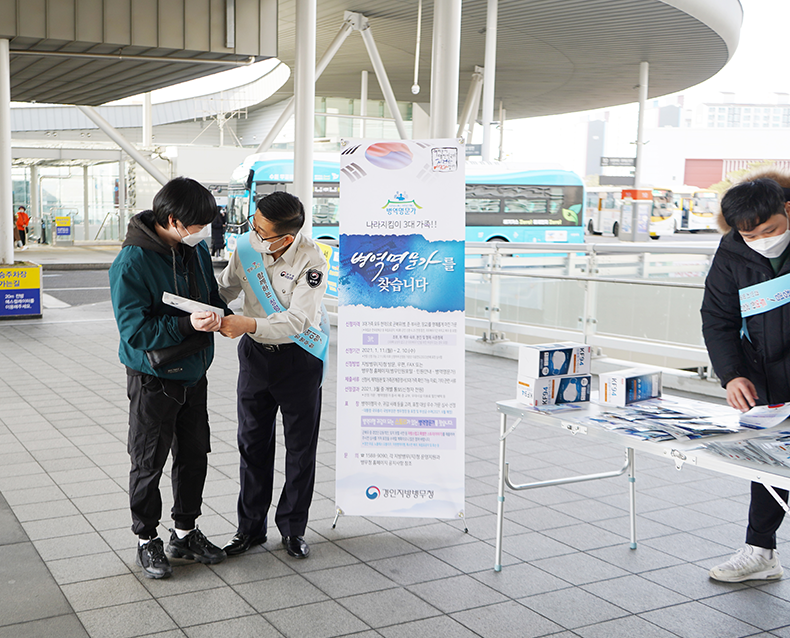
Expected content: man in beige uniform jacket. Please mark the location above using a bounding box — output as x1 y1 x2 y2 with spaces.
218 191 328 559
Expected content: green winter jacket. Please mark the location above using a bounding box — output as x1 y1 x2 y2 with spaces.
109 210 230 384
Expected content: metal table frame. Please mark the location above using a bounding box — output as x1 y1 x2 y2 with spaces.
494 397 790 572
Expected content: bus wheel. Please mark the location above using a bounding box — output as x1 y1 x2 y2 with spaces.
487 236 508 243
612 222 619 237
650 234 660 240
587 220 599 235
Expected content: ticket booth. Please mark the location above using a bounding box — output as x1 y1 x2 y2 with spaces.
0 263 43 319
619 189 652 242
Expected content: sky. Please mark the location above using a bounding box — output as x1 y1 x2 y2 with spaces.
501 0 789 175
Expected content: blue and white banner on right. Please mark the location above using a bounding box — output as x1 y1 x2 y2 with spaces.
335 139 466 519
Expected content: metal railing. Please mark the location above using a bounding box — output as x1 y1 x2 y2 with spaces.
465 240 719 379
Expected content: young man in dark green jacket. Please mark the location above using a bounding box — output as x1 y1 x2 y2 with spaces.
109 177 230 579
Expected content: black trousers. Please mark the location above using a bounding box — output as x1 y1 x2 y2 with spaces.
746 481 789 549
235 335 322 538
126 372 210 539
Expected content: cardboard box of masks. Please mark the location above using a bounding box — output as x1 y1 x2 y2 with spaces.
518 342 591 378
516 374 591 407
599 368 662 407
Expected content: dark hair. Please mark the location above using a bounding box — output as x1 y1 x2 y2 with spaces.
721 178 787 232
151 177 217 228
256 191 305 235
17 205 25 211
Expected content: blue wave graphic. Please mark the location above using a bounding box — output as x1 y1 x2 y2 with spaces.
339 235 464 312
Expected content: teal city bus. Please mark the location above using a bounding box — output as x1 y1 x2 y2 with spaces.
224 152 585 253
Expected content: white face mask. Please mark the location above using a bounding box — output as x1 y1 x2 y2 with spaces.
175 222 210 247
745 215 790 259
250 230 288 255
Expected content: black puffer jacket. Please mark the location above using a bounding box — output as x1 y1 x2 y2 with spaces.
701 229 790 404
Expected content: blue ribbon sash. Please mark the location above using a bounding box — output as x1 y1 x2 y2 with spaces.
235 233 330 365
739 272 790 318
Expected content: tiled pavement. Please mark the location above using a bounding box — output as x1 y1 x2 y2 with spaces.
3 291 790 637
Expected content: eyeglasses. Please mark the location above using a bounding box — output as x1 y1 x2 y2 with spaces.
247 215 287 243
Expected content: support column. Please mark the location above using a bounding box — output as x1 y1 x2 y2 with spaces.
142 92 153 147
360 70 368 138
118 158 126 241
481 0 498 160
634 61 649 188
256 18 353 154
30 165 39 242
293 0 316 237
356 15 408 140
83 166 90 242
77 106 168 186
429 0 462 139
0 39 13 265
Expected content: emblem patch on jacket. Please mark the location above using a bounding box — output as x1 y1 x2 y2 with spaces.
307 269 323 288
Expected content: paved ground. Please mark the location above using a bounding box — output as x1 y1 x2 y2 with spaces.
2 245 790 638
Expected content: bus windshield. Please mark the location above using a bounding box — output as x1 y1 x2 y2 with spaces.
651 189 674 219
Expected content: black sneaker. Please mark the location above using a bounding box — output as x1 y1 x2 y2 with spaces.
136 538 172 579
165 528 227 565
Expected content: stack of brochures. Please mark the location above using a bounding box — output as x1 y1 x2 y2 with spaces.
704 432 790 468
579 398 743 441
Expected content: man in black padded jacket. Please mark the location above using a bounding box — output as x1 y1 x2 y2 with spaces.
702 176 790 582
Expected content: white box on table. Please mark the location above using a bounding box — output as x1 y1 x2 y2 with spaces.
599 368 662 407
517 342 591 378
516 374 591 407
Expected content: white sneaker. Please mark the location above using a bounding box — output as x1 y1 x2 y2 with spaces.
709 545 783 582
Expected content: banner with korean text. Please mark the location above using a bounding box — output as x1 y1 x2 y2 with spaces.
335 139 465 519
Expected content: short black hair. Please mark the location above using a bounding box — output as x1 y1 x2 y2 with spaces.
151 177 217 228
721 178 787 232
256 191 305 235
17 205 25 211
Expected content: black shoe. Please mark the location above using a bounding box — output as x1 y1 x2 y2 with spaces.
136 538 173 579
282 535 310 559
165 528 226 565
223 531 267 556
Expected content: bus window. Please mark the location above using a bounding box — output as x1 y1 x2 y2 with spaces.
466 198 501 213
314 197 340 225
504 199 548 214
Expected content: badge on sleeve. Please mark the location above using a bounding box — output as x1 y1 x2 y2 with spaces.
307 269 323 288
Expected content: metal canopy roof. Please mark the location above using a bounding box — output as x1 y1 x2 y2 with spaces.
6 0 742 118
267 0 743 119
8 39 266 106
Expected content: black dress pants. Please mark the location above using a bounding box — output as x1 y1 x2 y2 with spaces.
746 481 789 550
126 372 210 539
235 335 322 538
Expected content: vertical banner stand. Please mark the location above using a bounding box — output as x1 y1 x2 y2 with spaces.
334 138 467 532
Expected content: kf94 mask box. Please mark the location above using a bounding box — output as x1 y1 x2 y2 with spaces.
516 375 591 407
518 342 592 378
599 368 663 407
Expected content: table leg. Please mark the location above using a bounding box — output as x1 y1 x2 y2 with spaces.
627 447 637 549
495 411 507 571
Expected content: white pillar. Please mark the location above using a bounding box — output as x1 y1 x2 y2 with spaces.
358 22 408 140
481 0 498 161
30 165 39 241
142 92 153 147
83 166 90 242
634 61 649 188
256 19 353 154
77 106 169 186
293 0 316 237
360 70 368 138
118 159 126 241
429 0 462 139
0 39 13 265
